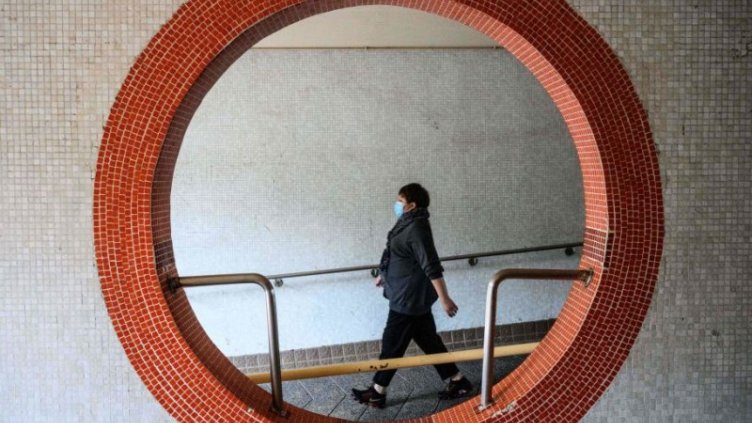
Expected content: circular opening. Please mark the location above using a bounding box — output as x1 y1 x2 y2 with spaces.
172 7 584 360
94 1 663 421
172 11 586 417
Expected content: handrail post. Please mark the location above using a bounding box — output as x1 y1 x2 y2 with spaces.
480 275 502 410
176 273 287 416
479 268 593 410
259 277 286 417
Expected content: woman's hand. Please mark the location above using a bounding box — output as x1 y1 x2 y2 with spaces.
374 275 384 287
441 297 459 317
431 278 458 317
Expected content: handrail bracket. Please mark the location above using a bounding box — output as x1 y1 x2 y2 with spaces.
581 268 595 288
167 276 181 294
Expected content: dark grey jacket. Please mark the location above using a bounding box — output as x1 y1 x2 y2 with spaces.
382 215 444 315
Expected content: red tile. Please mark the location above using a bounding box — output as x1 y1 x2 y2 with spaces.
93 0 663 421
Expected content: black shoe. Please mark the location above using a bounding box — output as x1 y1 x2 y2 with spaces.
352 386 386 408
438 376 473 399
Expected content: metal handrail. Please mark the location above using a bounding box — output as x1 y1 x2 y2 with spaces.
269 242 582 286
174 274 287 417
479 268 594 410
169 263 591 414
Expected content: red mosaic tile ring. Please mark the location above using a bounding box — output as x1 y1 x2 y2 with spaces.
94 0 664 421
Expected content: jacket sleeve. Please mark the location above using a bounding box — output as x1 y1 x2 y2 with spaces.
408 219 444 280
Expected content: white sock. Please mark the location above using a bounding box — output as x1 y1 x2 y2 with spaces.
450 372 464 382
373 383 386 394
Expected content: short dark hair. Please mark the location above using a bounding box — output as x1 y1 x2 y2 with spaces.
399 183 430 208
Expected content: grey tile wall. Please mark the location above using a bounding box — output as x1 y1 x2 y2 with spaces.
1 1 749 421
571 1 752 422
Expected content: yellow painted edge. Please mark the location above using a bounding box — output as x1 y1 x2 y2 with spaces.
247 342 539 384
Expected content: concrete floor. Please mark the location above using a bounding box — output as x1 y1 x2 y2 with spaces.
261 355 527 421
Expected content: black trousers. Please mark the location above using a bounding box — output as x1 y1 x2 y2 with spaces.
372 309 460 387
